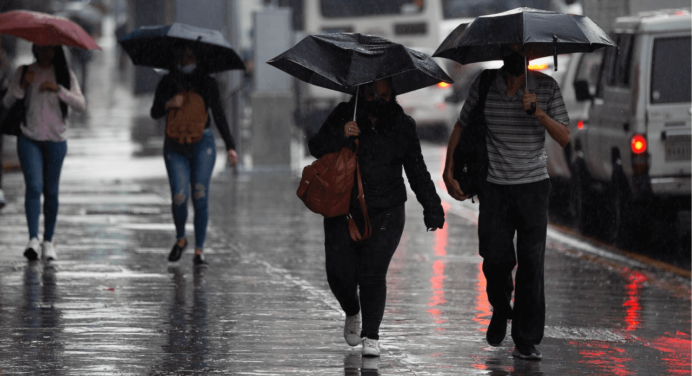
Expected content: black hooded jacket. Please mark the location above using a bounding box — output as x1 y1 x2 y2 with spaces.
308 101 445 229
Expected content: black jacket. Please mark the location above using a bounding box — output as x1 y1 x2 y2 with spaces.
151 71 236 150
308 101 444 229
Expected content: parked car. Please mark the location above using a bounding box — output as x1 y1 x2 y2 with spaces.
571 9 691 246
397 48 457 140
543 51 603 216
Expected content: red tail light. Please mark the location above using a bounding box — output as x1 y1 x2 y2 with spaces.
577 120 584 129
631 134 647 154
436 82 451 89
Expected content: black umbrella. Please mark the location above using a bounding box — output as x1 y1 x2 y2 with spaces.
267 33 453 98
433 7 616 70
118 23 245 73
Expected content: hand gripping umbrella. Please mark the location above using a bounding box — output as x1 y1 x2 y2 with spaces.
0 10 100 50
433 7 616 114
118 23 245 73
267 33 453 120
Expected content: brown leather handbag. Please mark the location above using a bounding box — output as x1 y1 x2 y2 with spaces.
297 140 371 242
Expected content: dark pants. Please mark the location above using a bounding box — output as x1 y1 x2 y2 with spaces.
323 204 405 340
478 179 550 346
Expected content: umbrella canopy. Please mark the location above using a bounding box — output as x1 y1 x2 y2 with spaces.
267 33 453 96
0 10 100 50
433 7 615 65
118 23 245 73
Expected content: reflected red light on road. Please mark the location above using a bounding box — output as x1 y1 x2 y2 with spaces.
572 341 634 376
428 208 449 326
473 262 491 330
434 203 450 257
623 271 647 332
646 332 692 374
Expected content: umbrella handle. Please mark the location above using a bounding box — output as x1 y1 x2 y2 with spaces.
525 56 536 116
353 87 358 121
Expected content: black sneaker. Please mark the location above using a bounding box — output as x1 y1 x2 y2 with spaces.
512 344 542 360
168 239 187 262
23 248 39 261
193 254 208 267
486 313 509 346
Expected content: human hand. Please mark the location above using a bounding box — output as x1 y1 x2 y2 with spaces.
523 92 542 116
443 169 470 201
39 81 59 92
227 149 238 167
165 95 184 110
344 121 360 137
21 69 35 90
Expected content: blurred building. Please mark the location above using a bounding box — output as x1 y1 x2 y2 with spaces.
583 0 690 31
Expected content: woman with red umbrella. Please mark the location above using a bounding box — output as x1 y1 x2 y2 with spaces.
0 10 97 262
3 44 86 261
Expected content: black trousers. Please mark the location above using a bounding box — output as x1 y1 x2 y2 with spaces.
323 204 405 340
478 179 550 346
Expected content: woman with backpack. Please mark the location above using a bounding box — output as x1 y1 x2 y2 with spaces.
3 44 85 261
150 44 238 267
308 78 445 357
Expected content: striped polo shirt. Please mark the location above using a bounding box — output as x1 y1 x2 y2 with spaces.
458 67 570 185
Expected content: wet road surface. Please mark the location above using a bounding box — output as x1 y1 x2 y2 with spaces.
0 25 690 375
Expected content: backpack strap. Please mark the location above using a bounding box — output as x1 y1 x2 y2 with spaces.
476 69 495 114
347 159 372 242
346 140 371 242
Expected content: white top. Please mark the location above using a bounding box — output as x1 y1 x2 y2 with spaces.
3 63 86 142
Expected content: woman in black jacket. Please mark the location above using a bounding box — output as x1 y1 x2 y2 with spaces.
150 44 238 266
309 78 445 357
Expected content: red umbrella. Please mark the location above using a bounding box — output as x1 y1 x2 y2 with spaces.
0 10 100 50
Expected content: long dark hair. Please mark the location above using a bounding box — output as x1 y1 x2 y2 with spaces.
32 44 70 119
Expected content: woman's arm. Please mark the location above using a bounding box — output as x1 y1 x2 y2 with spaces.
307 103 351 159
3 66 27 108
57 70 86 112
206 77 236 151
150 75 176 119
401 118 445 230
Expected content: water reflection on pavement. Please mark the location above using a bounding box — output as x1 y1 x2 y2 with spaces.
0 19 689 376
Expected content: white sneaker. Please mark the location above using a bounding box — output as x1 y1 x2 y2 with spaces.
361 338 380 357
42 241 57 261
344 315 361 346
24 238 40 261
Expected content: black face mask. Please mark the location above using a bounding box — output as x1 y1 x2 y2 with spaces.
502 51 526 77
362 98 395 118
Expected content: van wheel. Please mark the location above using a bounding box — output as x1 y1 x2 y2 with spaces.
606 172 633 248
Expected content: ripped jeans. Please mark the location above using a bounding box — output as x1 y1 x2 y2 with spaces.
163 128 216 250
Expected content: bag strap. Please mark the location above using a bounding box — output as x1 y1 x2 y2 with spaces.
347 158 372 242
476 69 494 113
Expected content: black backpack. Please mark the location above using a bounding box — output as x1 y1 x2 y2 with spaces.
452 69 495 201
0 65 29 136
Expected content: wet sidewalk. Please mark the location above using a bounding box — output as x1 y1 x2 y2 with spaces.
0 22 690 376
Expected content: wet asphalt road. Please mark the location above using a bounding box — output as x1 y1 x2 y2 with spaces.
0 28 690 375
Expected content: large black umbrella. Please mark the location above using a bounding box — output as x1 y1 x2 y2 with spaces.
267 33 453 97
433 7 616 69
118 23 245 73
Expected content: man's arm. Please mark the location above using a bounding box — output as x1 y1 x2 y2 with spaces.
523 93 570 147
443 122 470 201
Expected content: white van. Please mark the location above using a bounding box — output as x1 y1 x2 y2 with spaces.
571 9 691 245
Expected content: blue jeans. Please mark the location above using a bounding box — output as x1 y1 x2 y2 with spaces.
17 134 67 241
164 129 216 250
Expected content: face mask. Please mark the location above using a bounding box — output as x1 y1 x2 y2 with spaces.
362 98 396 118
502 52 526 77
178 63 197 74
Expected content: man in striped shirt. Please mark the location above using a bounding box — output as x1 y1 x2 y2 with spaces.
443 44 570 360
